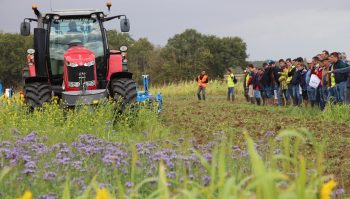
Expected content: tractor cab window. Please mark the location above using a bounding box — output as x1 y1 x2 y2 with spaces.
49 18 104 76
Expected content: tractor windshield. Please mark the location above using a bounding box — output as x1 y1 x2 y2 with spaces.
49 18 104 76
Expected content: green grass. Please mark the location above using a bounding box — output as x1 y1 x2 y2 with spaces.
0 81 349 198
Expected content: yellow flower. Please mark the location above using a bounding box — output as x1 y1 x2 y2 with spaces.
320 179 337 199
19 191 32 199
95 188 110 199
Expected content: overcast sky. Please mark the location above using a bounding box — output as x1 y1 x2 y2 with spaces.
1 0 350 60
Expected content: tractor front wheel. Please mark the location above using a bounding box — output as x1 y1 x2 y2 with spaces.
24 82 52 108
110 78 137 107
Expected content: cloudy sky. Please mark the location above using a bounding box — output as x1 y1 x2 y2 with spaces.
1 0 350 60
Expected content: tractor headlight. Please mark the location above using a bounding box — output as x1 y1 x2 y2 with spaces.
67 62 79 67
83 60 95 66
68 82 80 88
91 14 97 19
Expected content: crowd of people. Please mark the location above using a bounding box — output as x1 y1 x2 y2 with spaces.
243 51 350 110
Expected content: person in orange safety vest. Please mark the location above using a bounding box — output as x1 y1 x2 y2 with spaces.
196 70 208 100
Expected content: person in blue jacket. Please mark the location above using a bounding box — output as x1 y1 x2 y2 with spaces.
0 80 2 96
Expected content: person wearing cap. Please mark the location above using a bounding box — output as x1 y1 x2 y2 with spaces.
329 52 348 103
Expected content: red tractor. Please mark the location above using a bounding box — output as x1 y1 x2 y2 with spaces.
20 3 137 107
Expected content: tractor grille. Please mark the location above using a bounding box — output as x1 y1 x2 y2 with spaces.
67 66 94 83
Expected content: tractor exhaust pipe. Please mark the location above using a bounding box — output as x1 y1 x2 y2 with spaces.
32 4 44 28
30 5 47 77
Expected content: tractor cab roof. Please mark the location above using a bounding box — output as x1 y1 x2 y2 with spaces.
45 9 104 17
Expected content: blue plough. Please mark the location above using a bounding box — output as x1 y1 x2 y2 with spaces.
136 75 163 113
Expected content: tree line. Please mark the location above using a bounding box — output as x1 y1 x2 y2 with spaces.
0 29 248 88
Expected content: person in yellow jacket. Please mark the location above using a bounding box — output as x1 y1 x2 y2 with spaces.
196 70 208 100
225 68 237 102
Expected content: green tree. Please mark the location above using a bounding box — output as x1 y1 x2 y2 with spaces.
0 33 32 88
107 30 134 50
128 38 154 83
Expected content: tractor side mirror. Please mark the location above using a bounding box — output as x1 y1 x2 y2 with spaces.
20 22 31 36
120 18 130 32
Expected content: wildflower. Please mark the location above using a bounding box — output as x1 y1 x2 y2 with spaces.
202 175 211 186
19 191 32 199
44 172 57 181
125 181 133 188
320 179 337 199
95 188 110 199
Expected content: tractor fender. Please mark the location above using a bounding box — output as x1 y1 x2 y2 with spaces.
24 76 49 84
109 71 133 80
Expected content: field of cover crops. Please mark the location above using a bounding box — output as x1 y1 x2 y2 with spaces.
0 81 349 199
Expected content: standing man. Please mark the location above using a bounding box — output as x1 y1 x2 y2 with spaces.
243 66 252 102
329 65 350 104
287 58 296 104
246 64 255 103
196 70 208 100
329 52 348 103
225 68 237 102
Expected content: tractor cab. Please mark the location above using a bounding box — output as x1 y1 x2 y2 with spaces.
20 4 137 108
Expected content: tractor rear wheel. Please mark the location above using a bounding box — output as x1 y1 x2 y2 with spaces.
24 82 52 108
110 78 137 107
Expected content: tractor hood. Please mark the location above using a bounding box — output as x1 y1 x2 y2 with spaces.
64 46 95 65
63 45 98 92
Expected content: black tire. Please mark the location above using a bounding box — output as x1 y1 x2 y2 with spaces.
24 82 52 108
110 78 137 107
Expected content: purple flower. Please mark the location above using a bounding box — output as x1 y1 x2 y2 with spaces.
333 188 345 197
203 153 212 162
202 175 210 186
71 161 83 170
167 171 176 179
25 161 37 170
31 143 50 154
15 132 38 145
0 141 12 147
44 172 57 181
265 131 275 137
125 181 133 188
99 183 106 188
273 148 281 154
22 168 35 175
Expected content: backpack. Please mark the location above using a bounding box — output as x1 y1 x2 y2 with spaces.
232 75 238 84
